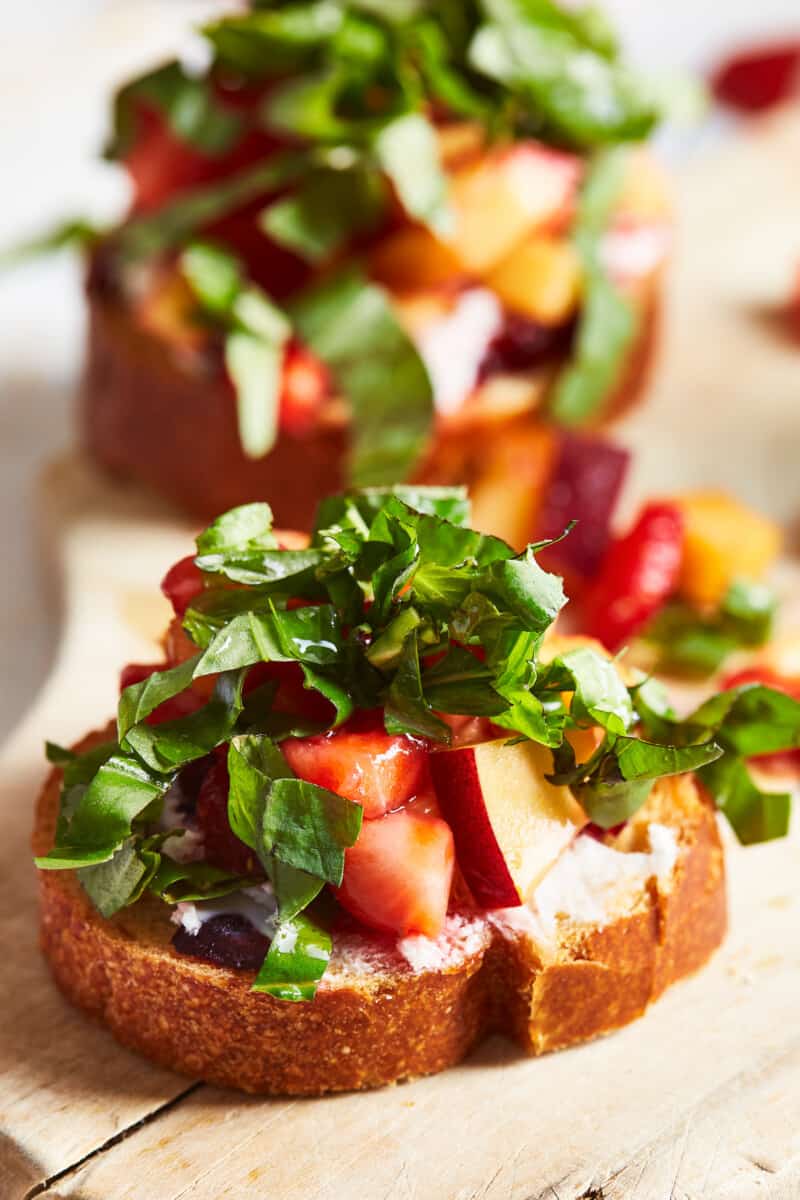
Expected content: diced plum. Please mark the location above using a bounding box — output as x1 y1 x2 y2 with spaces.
171 913 268 971
535 432 630 580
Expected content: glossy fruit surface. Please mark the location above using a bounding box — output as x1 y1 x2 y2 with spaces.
282 727 427 819
336 809 455 937
582 501 684 650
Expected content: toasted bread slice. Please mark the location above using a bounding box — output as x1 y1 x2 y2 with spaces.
33 725 725 1096
82 261 660 530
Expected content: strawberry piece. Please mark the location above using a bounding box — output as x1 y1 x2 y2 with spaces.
195 755 259 876
711 42 800 113
279 345 330 437
161 555 204 617
336 809 455 938
581 501 684 651
245 661 335 724
281 726 427 819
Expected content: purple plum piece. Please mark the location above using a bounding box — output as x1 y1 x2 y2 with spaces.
536 432 630 579
476 313 574 382
172 913 269 971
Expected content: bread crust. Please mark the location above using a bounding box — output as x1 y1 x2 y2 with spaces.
34 727 726 1095
81 260 660 528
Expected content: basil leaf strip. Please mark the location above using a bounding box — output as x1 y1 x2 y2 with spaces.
290 269 434 486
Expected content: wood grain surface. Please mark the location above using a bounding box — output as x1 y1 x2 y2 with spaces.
2 113 800 1200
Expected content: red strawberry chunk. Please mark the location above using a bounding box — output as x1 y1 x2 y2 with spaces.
281 727 427 819
336 809 455 938
279 345 329 436
195 755 259 876
581 501 684 651
161 555 204 617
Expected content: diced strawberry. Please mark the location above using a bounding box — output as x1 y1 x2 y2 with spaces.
281 726 427 819
161 555 204 617
581 501 685 651
245 661 335 724
118 661 205 725
279 345 330 436
195 755 259 876
711 41 800 113
336 809 455 937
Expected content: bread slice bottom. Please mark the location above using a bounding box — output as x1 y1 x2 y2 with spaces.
33 728 726 1095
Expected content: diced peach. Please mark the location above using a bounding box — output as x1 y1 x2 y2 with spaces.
614 150 672 224
135 269 205 351
485 236 582 326
446 142 580 274
369 226 464 291
674 490 782 608
436 121 487 169
469 423 558 547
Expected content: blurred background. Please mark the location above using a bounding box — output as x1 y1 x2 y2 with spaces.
1 0 799 741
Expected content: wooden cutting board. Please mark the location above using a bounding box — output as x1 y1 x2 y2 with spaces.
3 112 800 1200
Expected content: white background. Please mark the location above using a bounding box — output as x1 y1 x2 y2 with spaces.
1 1 799 742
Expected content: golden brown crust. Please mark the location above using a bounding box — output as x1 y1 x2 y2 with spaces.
81 262 660 529
34 727 726 1095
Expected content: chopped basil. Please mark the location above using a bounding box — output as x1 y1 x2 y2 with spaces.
39 486 798 1003
549 148 637 424
642 579 776 675
373 113 451 234
107 60 243 160
181 244 291 459
78 837 160 918
121 669 247 773
252 910 332 1002
260 164 386 263
290 269 434 485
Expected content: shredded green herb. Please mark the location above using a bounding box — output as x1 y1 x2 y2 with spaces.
37 488 797 998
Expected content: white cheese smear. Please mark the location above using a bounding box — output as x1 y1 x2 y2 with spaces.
413 288 503 416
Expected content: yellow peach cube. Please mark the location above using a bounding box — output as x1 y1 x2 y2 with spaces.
675 490 782 608
485 236 582 326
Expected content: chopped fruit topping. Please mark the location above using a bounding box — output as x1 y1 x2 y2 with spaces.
536 433 630 581
435 120 487 169
711 41 800 113
582 501 684 651
613 151 672 224
278 345 329 437
336 809 455 938
429 738 587 909
447 142 580 274
172 912 270 971
369 226 464 291
281 727 427 820
468 423 558 548
485 236 582 327
195 756 259 877
674 491 781 609
476 311 574 381
161 555 204 617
